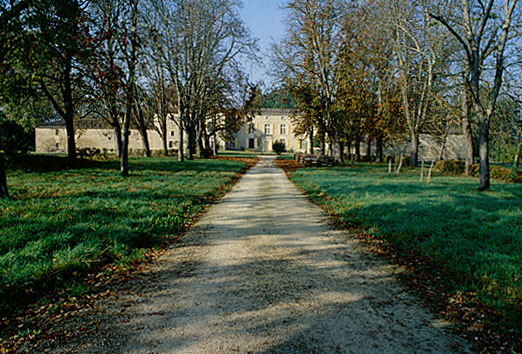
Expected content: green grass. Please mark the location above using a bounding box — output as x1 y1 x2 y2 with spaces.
0 156 245 314
276 153 295 160
289 163 522 331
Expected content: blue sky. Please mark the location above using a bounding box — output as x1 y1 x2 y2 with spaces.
239 0 286 87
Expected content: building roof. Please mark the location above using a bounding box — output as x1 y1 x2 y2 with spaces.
259 108 294 116
37 118 112 130
38 109 296 130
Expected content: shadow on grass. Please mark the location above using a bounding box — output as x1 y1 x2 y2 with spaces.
0 156 246 316
290 166 522 333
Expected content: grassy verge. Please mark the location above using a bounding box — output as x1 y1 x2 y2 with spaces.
0 156 251 320
282 161 521 352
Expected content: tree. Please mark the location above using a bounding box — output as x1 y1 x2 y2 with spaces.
132 83 153 157
183 0 256 159
208 80 261 156
31 0 93 162
88 0 125 157
0 0 34 197
388 0 458 166
274 0 344 162
150 0 257 161
490 95 522 168
430 0 520 190
120 0 139 176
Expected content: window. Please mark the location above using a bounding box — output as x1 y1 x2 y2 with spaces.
169 141 174 148
248 123 255 134
264 124 271 134
55 142 59 148
248 138 255 149
170 130 175 137
55 129 59 135
280 124 286 135
280 138 286 147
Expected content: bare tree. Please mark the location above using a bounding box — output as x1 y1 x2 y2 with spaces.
89 0 125 157
151 0 257 160
430 0 520 190
120 0 139 176
133 83 153 157
274 0 344 161
390 0 457 166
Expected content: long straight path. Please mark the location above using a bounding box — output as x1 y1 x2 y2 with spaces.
56 156 468 353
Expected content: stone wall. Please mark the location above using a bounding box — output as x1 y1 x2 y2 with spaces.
380 134 466 161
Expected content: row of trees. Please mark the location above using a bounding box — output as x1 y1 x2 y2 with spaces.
0 0 260 196
272 0 522 190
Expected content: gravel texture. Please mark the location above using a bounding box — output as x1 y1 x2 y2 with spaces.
43 155 470 353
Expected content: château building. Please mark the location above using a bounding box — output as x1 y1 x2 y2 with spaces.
35 108 465 160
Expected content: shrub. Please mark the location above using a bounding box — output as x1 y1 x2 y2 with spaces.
272 140 286 155
469 164 522 183
435 160 465 175
0 117 31 160
77 147 109 160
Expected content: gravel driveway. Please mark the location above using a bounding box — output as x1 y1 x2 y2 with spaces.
49 155 469 353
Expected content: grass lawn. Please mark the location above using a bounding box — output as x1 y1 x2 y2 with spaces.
0 156 247 316
288 163 522 336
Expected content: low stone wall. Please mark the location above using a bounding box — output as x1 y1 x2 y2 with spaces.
294 153 335 167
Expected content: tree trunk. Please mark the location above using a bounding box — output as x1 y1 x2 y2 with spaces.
513 131 521 172
161 119 168 156
366 137 372 161
410 133 419 166
308 127 314 154
63 59 76 162
139 127 151 157
478 118 490 191
120 1 138 177
438 123 450 161
213 131 219 156
64 111 76 162
0 155 8 198
197 121 206 158
355 138 361 161
376 134 383 163
461 85 474 175
187 123 195 160
203 128 212 158
121 126 130 176
330 118 342 162
320 135 326 155
133 93 151 157
333 138 342 163
178 119 184 162
112 122 123 157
